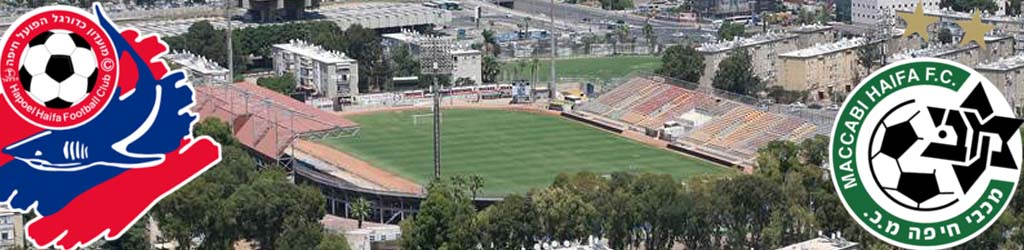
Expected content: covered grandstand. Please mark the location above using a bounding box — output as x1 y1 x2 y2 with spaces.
194 83 492 225
194 83 359 162
576 76 824 168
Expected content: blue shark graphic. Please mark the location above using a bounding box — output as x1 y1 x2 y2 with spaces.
0 6 196 215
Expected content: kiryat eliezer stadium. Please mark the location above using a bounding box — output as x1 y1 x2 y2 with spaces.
193 75 833 224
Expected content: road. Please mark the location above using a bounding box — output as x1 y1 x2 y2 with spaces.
497 0 712 42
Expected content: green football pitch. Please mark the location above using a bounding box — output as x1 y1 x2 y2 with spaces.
318 109 731 196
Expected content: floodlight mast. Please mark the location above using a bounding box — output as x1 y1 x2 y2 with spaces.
225 0 233 84
420 37 453 180
432 62 441 179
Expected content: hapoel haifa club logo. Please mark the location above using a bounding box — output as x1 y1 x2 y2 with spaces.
830 58 1023 249
0 4 222 250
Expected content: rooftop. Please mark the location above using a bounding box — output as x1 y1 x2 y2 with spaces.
976 54 1024 71
166 51 229 75
896 7 1023 23
697 32 796 53
273 40 357 64
779 37 866 58
889 36 1011 61
789 23 833 33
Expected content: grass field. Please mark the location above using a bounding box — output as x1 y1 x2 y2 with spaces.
503 56 661 83
319 109 730 196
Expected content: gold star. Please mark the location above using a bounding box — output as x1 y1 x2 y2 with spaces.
956 9 994 48
897 0 938 40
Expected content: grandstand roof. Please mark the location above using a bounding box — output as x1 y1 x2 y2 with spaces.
194 83 357 159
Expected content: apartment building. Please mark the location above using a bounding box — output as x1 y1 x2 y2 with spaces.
166 51 231 85
778 37 867 102
272 40 360 107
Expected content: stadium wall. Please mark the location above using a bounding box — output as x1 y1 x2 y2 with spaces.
293 159 500 225
666 143 741 169
560 112 625 133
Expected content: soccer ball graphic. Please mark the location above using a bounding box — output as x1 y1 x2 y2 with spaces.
869 100 960 211
18 30 97 109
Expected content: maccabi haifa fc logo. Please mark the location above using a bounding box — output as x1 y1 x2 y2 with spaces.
830 58 1023 249
0 4 222 250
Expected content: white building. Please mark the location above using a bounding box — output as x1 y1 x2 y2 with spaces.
345 224 401 250
382 30 484 85
451 48 482 85
851 0 940 25
272 40 360 107
0 205 23 249
166 51 230 85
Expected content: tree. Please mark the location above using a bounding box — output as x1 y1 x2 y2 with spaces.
656 45 705 82
717 21 746 41
100 217 152 250
857 41 882 72
529 58 541 84
482 55 501 83
1011 0 1022 15
643 22 656 50
467 174 484 200
766 86 807 104
164 21 247 75
619 24 632 43
599 0 633 10
515 60 528 80
350 198 371 229
712 48 763 95
475 194 538 249
391 46 421 78
400 178 478 249
317 234 352 250
275 215 325 250
193 117 238 147
152 143 256 249
532 187 596 242
481 29 501 56
227 169 326 249
634 174 686 250
257 73 297 95
938 27 953 44
712 174 782 249
816 7 834 23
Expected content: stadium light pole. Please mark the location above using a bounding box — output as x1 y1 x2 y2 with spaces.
420 36 454 180
225 0 233 84
549 0 556 99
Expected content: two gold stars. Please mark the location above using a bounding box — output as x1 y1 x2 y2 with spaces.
898 0 994 47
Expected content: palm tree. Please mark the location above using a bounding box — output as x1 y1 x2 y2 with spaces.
530 58 540 84
350 198 371 229
643 22 655 53
516 60 529 80
468 174 484 200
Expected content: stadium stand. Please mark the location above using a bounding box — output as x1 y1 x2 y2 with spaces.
576 76 821 168
194 83 359 161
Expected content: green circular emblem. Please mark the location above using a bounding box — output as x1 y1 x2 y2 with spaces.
830 58 1023 249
